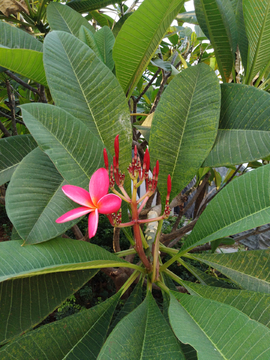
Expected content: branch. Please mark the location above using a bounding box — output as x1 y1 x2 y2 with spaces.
150 70 171 113
135 68 161 104
5 70 39 94
113 227 121 252
0 120 11 137
71 225 83 240
161 218 198 246
6 80 17 135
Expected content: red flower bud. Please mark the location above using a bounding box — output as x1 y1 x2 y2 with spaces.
167 174 171 196
114 135 119 165
103 148 109 171
143 149 150 172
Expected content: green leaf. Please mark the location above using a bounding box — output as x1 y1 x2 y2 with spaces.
67 0 117 13
176 11 198 25
43 31 132 173
0 293 120 359
94 26 115 71
0 48 47 86
191 249 270 293
0 269 97 345
0 135 37 186
195 0 237 82
0 238 138 282
112 13 132 38
113 0 185 97
5 148 83 244
109 279 143 333
47 2 94 37
235 0 248 71
204 84 270 167
182 282 270 328
169 292 270 359
98 292 185 359
180 164 270 253
79 25 102 60
0 21 43 51
244 0 270 84
149 64 220 202
21 104 106 190
90 10 114 28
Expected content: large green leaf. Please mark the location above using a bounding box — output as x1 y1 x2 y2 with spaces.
0 238 138 282
0 269 97 345
182 282 270 328
195 0 237 82
0 21 43 51
6 148 82 244
180 164 270 253
149 64 220 202
243 0 270 84
0 293 120 359
169 292 270 359
0 135 37 186
98 292 185 359
0 48 47 86
43 31 132 173
67 0 117 13
235 0 248 71
204 84 270 167
191 249 270 293
113 0 185 97
47 2 94 37
21 104 106 190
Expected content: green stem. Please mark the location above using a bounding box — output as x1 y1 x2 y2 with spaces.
156 280 170 294
151 220 163 283
164 269 185 287
120 270 142 296
115 248 137 257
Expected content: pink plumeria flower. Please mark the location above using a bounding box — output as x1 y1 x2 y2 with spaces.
56 168 122 238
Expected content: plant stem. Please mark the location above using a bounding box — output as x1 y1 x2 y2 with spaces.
164 268 185 287
120 270 142 296
116 248 137 257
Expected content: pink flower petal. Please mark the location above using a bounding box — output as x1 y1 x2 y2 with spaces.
97 194 122 214
56 207 92 223
89 168 109 206
62 185 94 207
88 209 99 238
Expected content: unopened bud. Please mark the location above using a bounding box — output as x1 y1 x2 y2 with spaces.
103 149 109 171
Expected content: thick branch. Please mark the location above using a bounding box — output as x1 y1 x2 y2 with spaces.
161 218 198 246
71 225 83 240
0 120 11 137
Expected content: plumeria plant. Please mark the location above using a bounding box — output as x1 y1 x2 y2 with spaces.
1 0 270 359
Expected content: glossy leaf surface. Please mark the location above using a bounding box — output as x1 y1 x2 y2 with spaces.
67 0 116 13
149 64 220 202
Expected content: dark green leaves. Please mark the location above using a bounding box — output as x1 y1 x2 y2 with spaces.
0 135 36 186
149 64 220 202
204 84 270 167
98 292 184 359
43 31 132 172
